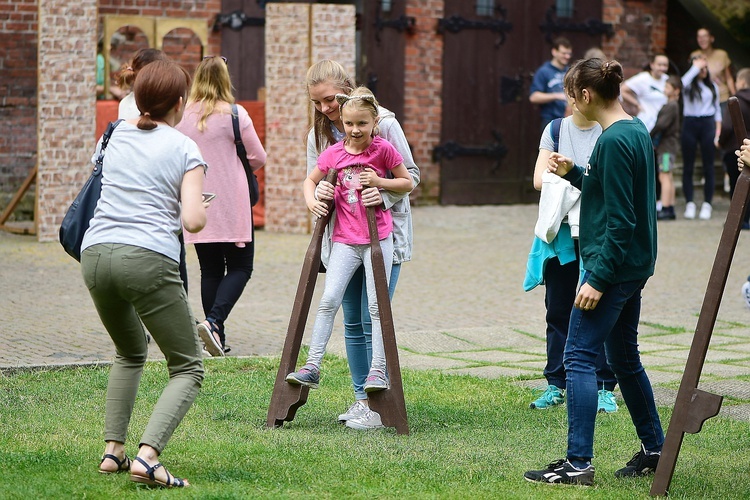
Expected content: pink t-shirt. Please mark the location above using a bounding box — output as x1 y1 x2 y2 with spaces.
317 136 403 245
176 102 266 244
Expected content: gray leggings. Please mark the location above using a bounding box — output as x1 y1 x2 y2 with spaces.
81 244 204 453
307 236 393 373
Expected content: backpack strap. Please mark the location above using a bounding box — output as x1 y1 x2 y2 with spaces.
550 117 563 153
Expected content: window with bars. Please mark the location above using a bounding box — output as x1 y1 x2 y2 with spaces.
476 0 494 17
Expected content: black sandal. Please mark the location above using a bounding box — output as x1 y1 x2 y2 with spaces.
130 456 188 488
98 453 131 474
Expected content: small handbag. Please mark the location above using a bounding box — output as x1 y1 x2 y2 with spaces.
231 104 260 206
59 119 123 261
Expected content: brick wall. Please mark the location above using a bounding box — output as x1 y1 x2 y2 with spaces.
0 0 37 218
99 0 221 59
264 3 355 234
2 0 223 237
37 0 99 241
403 0 443 201
602 0 668 78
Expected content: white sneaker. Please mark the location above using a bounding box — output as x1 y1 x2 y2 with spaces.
345 408 384 430
338 400 368 422
699 202 712 220
742 278 750 309
684 201 696 219
656 201 662 212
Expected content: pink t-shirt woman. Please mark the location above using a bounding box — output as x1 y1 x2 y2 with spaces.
176 102 266 244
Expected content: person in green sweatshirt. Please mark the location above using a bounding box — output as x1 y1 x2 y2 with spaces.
524 58 663 487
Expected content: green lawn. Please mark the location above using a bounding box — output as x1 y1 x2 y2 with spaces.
1 356 747 499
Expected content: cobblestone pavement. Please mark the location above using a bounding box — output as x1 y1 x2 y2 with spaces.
3 201 750 419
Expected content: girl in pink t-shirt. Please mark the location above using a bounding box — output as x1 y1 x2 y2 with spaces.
286 87 412 392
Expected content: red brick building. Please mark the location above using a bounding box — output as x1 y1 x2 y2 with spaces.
1 1 748 239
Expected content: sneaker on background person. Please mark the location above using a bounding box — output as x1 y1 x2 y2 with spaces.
742 276 750 309
699 202 712 220
614 444 661 477
345 408 384 430
285 364 320 389
657 206 676 220
197 320 224 357
524 459 595 486
684 201 697 219
338 400 368 422
529 384 565 409
597 389 618 413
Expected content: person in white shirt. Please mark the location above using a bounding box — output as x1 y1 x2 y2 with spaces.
621 54 670 132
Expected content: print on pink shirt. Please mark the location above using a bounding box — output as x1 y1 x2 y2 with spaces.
341 163 368 213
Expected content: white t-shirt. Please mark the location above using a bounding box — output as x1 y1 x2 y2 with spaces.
539 116 602 166
118 93 139 120
81 121 206 262
623 71 668 132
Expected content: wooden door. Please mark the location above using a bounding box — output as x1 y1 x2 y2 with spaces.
219 0 269 101
359 0 407 119
438 0 606 205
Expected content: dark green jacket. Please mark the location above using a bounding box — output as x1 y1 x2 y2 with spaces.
563 118 657 291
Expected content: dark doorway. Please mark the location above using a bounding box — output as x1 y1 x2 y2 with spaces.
437 0 605 205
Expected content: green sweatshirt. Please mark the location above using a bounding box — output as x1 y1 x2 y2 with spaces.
563 117 657 292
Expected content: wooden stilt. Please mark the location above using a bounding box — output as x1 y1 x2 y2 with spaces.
266 170 409 433
365 206 409 434
650 97 747 496
0 165 37 235
266 171 337 428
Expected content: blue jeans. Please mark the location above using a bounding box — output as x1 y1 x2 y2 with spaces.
564 272 664 461
342 263 401 400
544 256 617 391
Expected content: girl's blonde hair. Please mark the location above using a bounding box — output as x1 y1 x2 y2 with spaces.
338 86 381 139
187 56 235 131
305 60 356 152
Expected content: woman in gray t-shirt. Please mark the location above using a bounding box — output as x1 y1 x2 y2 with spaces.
83 60 207 488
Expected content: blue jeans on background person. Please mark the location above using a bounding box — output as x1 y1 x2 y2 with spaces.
342 263 401 400
564 272 664 461
544 256 617 391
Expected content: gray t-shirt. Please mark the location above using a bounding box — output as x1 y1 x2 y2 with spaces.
81 121 206 262
539 116 602 167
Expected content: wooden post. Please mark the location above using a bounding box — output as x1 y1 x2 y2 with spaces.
650 96 747 496
365 207 409 434
266 170 337 428
0 165 37 235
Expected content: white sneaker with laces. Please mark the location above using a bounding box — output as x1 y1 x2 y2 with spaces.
345 408 384 430
684 201 696 219
699 202 712 220
338 400 368 422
